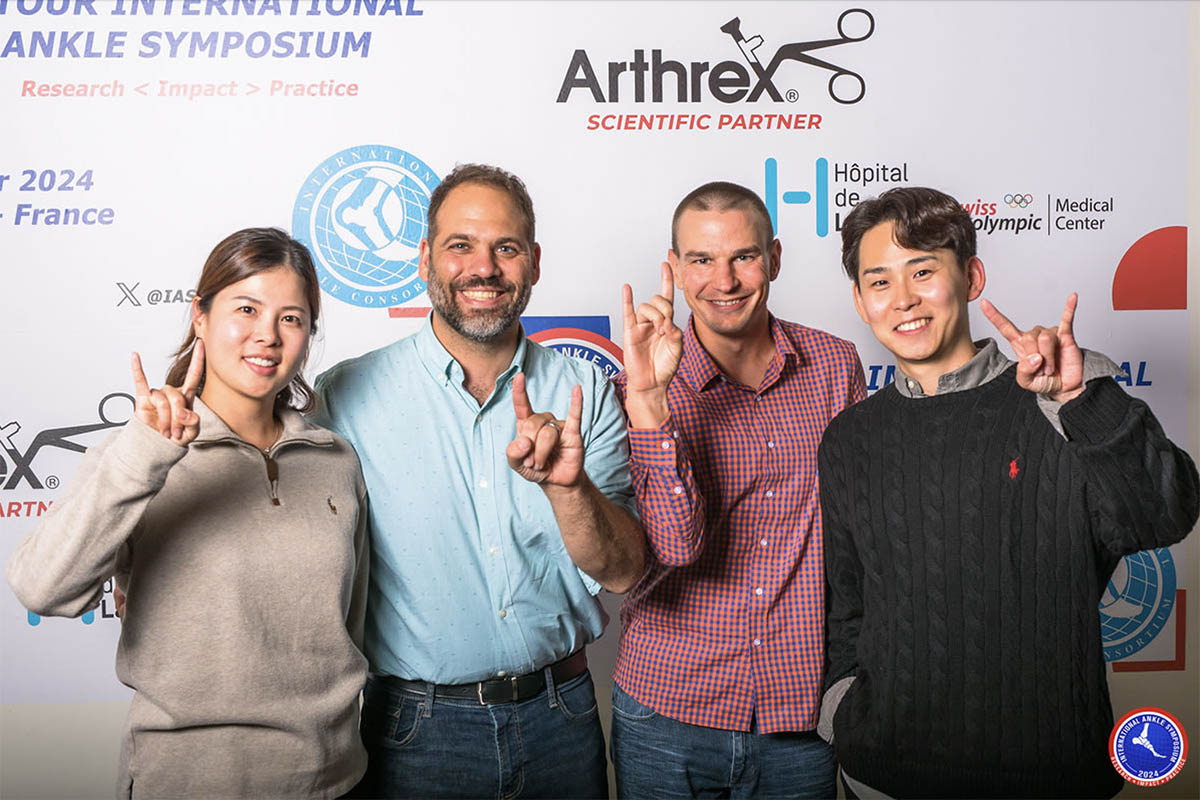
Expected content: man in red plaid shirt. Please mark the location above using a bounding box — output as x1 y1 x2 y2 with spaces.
611 181 866 797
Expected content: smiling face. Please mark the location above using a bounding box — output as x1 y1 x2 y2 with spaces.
853 219 985 383
192 266 312 416
669 207 781 347
419 182 540 346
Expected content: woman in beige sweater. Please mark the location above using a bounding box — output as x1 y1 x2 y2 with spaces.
7 228 369 799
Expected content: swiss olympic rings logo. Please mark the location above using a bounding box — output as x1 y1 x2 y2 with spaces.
1004 193 1033 208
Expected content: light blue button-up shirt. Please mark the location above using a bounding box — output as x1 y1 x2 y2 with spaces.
313 319 635 683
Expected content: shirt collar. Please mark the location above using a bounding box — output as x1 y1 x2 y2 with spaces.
414 313 528 388
678 314 797 393
894 338 1014 398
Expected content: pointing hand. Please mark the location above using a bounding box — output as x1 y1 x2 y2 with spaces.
980 293 1084 402
506 373 585 487
131 340 204 446
621 263 683 427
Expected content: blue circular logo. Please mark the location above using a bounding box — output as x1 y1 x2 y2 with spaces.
1100 547 1176 661
292 145 440 308
1110 707 1187 786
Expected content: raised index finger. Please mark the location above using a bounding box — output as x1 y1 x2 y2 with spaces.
563 385 584 437
130 353 151 399
622 284 637 331
978 298 1022 344
1058 292 1078 337
180 339 205 400
511 372 534 421
659 262 675 300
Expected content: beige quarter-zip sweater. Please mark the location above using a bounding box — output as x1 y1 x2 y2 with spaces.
7 400 369 799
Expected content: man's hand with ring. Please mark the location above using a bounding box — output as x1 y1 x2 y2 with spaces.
506 373 585 487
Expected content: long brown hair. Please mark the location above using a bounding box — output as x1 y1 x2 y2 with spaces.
165 227 322 413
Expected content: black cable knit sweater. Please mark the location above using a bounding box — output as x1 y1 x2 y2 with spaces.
818 369 1198 798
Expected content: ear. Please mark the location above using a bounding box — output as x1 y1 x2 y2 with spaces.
418 237 431 282
191 296 207 339
851 281 869 325
768 238 782 281
964 256 986 301
667 249 682 286
530 242 542 286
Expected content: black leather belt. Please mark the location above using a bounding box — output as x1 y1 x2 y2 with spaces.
378 650 588 705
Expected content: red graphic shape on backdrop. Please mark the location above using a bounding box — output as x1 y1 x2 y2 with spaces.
1111 226 1187 310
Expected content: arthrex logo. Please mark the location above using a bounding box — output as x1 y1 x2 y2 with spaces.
1 394 132 491
558 9 874 105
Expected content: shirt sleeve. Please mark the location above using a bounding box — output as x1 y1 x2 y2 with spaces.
624 414 706 567
310 368 341 435
1035 348 1122 437
6 418 187 618
1059 377 1200 555
848 349 867 407
576 375 639 594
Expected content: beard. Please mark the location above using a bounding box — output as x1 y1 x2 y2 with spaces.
425 262 533 344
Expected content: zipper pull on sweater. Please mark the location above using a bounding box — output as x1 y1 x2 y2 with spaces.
263 454 280 506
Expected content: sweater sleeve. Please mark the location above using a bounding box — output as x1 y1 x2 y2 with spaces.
1059 377 1200 555
346 486 370 652
819 428 863 690
6 418 187 617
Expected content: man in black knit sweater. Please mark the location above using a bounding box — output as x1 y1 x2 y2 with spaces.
817 187 1198 798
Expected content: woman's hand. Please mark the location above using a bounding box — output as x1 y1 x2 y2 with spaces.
131 340 205 446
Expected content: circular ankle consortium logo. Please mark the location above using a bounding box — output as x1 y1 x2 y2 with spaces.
1109 707 1187 787
292 144 440 309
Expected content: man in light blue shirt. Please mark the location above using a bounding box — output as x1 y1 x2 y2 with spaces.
315 164 645 799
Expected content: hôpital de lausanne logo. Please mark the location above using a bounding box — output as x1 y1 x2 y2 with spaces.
558 9 875 105
292 145 440 311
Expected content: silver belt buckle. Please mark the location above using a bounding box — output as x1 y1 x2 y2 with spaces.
476 682 486 705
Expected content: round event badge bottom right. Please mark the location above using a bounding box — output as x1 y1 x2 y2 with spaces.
1110 707 1189 787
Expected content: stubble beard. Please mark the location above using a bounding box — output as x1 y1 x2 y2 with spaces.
426 260 532 344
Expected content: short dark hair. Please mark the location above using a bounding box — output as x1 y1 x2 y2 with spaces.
426 163 536 247
671 181 774 253
839 187 976 282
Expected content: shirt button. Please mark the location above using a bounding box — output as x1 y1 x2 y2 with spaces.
673 431 680 439
673 485 683 495
765 490 774 498
661 440 672 449
479 478 488 489
907 379 917 390
753 638 762 647
760 538 769 547
767 441 775 449
498 609 507 618
497 670 507 677
489 547 497 555
755 587 764 596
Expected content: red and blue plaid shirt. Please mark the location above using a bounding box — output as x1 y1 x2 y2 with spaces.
613 315 865 733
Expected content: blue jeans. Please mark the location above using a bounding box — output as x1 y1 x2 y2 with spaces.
354 670 607 799
611 684 837 799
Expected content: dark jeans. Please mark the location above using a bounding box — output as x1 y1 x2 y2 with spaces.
353 669 607 799
611 684 837 799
